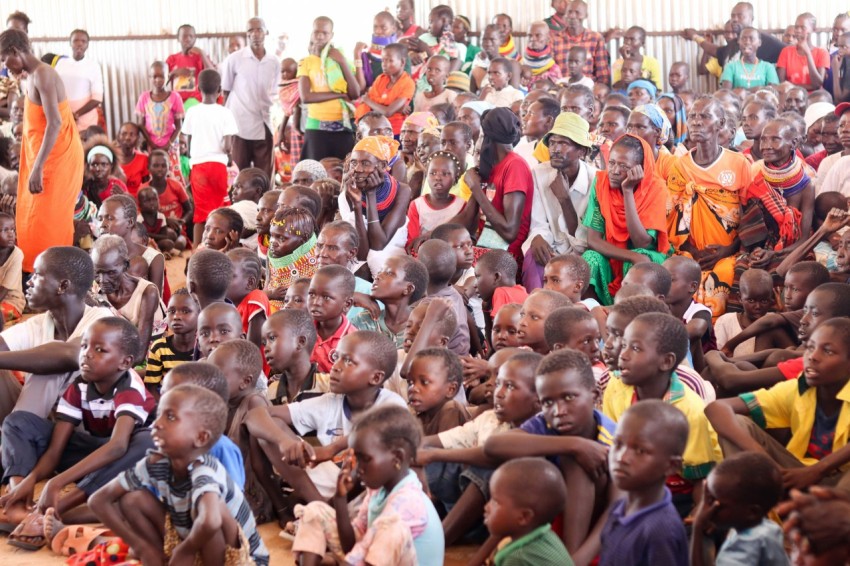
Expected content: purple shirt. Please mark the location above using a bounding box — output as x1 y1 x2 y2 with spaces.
599 488 688 566
520 409 616 466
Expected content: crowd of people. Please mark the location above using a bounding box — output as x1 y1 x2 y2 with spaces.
0 0 849 564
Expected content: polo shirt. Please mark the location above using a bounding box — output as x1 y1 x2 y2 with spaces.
56 371 156 436
268 363 331 405
598 488 688 566
311 316 354 373
221 46 279 140
740 376 850 469
520 409 615 467
494 523 574 566
602 372 721 480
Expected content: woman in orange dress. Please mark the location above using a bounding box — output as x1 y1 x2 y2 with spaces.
0 29 84 272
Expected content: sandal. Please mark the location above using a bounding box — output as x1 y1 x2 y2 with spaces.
65 538 133 566
7 510 46 550
51 524 117 557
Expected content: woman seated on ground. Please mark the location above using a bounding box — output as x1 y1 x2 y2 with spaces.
82 136 127 208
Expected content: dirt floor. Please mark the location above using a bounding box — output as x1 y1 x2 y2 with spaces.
0 253 481 565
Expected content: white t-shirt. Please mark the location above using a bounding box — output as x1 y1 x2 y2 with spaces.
221 47 280 140
437 409 510 448
182 103 239 166
54 56 103 130
287 389 407 446
483 85 524 108
513 136 538 169
1 305 113 417
714 312 756 356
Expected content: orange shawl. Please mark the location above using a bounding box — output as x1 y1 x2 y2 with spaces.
594 135 670 253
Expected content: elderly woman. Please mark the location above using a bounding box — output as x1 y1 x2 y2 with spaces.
451 107 533 263
339 136 412 276
82 136 126 208
91 235 164 355
290 159 329 187
657 92 688 148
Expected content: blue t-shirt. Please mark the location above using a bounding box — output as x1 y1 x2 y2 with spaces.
520 409 616 466
147 435 245 496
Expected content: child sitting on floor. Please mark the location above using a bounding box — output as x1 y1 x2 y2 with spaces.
486 349 615 559
600 400 690 566
480 58 524 108
308 265 356 373
254 189 281 269
226 248 270 352
1 318 155 547
196 302 244 360
690 453 789 566
663 255 714 371
475 249 529 341
90 384 270 565
291 405 444 566
139 149 192 245
544 306 605 381
137 187 185 256
200 207 243 253
145 288 199 396
517 290 573 354
714 268 774 357
284 278 311 312
406 151 466 250
351 255 428 348
355 43 416 136
407 348 470 435
419 239 471 356
264 309 330 406
186 249 234 310
0 211 23 324
484 458 573 566
266 207 319 312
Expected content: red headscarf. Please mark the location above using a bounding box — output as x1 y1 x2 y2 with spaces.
594 134 670 253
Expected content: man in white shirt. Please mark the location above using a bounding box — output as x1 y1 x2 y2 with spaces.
514 92 559 168
522 112 596 290
221 18 279 178
54 29 103 131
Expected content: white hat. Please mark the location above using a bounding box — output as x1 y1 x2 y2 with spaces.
805 102 836 131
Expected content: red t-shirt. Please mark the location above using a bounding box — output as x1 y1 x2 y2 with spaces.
777 45 830 90
777 356 804 381
141 178 189 219
481 151 534 260
492 284 528 316
165 51 205 102
237 290 271 376
120 152 150 197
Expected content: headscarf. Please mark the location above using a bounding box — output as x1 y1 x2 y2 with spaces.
658 93 688 145
292 159 328 181
479 107 522 179
460 100 496 116
403 111 439 130
632 104 672 146
352 136 400 163
594 134 669 254
627 79 658 101
87 145 114 164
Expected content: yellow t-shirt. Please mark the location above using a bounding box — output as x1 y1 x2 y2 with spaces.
297 55 345 124
612 54 663 90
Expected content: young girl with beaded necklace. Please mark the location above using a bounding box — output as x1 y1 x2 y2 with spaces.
406 150 466 250
264 206 319 311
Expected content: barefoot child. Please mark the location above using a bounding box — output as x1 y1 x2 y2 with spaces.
139 149 191 245
291 405 444 566
90 384 270 565
265 207 319 311
1 318 155 546
264 309 330 405
0 211 23 324
600 400 690 566
353 256 427 348
227 248 270 350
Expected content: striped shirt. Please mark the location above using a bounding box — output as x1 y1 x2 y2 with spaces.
145 335 195 386
56 371 155 437
120 451 269 566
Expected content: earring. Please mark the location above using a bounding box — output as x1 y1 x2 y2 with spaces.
394 461 401 470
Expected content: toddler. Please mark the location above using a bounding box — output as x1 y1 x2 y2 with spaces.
408 348 470 435
137 186 187 255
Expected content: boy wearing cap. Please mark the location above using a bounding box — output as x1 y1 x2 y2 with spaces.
522 113 598 291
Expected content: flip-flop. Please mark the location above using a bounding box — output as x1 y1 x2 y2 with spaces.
7 510 45 550
65 539 132 566
51 524 117 557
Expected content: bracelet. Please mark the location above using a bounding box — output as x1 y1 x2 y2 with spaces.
368 219 379 224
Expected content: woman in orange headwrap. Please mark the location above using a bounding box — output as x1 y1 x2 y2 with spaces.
581 134 672 305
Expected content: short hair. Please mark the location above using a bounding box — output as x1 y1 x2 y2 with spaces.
0 211 13 224
627 25 646 42
610 295 670 319
477 249 517 282
284 185 322 219
494 457 567 525
40 247 95 297
198 69 221 95
798 12 816 29
167 361 229 402
209 207 244 235
92 233 129 260
562 84 595 110
352 404 422 458
626 262 672 297
430 4 454 21
663 256 701 285
631 312 689 365
417 239 456 287
528 289 574 312
176 23 195 35
70 29 90 41
90 316 143 362
267 308 318 350
413 347 463 389
547 254 590 292
351 330 399 381
544 307 595 351
603 95 631 110
430 222 469 242
396 256 429 303
240 168 270 193
739 268 773 294
384 42 409 60
611 135 645 167
712 452 783 513
227 248 262 284
148 148 169 164
213 339 262 383
167 384 228 445
359 110 390 125
534 97 562 122
271 206 315 239
506 350 544 375
815 191 848 222
261 188 282 204
443 121 473 144
569 45 587 58
812 283 850 318
187 250 235 299
615 283 655 302
489 57 513 74
429 102 456 124
411 297 458 338
744 100 778 120
822 112 841 126
0 29 29 54
314 264 356 296
314 16 334 29
169 286 199 308
623 399 689 457
321 220 359 251
103 194 138 223
6 11 31 27
788 261 830 288
536 348 595 390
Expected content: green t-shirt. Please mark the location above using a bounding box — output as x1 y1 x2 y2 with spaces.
494 524 574 566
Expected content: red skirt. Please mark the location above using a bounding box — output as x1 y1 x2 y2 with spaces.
189 161 228 222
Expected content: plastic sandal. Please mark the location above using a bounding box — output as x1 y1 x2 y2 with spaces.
51 524 117 557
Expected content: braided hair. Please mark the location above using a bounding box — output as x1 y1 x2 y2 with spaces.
426 150 463 185
271 206 316 241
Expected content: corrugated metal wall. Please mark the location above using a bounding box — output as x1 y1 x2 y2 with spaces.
1 0 252 135
420 0 846 92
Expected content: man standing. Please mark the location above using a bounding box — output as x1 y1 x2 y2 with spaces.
683 2 786 66
550 1 610 85
54 29 103 131
221 17 278 177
